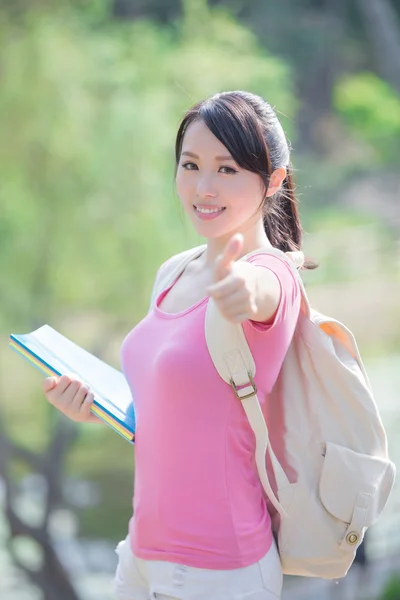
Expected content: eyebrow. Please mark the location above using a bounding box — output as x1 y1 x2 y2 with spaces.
181 151 235 161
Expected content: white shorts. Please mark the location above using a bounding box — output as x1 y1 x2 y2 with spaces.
113 535 283 600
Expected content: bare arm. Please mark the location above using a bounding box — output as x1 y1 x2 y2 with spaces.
247 263 281 323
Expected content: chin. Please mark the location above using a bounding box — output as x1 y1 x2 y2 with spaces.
193 225 234 241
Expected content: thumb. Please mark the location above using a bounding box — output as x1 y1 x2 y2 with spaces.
43 376 57 393
213 233 244 282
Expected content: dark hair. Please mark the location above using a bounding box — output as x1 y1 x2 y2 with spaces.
175 90 316 269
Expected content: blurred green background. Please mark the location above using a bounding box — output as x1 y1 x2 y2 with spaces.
0 1 399 599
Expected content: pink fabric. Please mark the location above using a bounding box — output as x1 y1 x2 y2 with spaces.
120 253 301 569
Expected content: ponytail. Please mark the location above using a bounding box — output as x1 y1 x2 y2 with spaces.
263 168 317 270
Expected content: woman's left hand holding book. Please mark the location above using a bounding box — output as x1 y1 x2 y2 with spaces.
42 374 104 424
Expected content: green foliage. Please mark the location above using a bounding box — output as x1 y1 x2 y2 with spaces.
380 576 400 600
334 72 400 165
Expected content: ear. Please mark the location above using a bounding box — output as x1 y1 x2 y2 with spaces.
265 167 287 198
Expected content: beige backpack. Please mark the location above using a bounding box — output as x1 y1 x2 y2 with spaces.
150 244 396 580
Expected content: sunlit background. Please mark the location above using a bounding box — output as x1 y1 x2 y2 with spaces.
1 1 399 599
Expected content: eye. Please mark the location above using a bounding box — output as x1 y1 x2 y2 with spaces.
219 166 238 175
180 162 238 174
181 162 198 170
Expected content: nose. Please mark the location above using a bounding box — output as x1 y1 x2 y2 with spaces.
196 174 217 199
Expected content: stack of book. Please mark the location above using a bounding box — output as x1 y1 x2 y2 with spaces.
9 325 135 443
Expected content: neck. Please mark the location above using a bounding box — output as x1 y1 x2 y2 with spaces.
201 219 271 267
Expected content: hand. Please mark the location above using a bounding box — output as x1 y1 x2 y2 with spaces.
207 233 258 323
42 374 100 424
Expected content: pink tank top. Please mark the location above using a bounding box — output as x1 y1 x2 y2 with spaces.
121 253 301 569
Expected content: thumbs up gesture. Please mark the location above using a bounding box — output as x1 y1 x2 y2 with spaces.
206 233 258 323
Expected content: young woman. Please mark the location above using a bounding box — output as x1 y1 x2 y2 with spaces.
43 90 310 599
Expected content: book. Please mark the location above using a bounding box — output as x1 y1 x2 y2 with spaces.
9 325 135 443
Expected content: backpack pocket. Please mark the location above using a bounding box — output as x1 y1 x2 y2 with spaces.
277 441 395 578
319 441 395 548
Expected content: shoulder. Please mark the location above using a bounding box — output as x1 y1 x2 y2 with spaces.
158 244 206 276
148 244 206 309
245 249 301 291
244 251 302 333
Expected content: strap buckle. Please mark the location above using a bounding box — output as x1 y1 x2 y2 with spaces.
230 374 257 400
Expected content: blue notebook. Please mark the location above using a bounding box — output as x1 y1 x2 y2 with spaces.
9 325 135 443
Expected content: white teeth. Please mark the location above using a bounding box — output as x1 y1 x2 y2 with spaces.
195 206 224 214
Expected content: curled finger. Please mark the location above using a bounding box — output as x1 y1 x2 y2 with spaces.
70 383 89 415
80 392 95 419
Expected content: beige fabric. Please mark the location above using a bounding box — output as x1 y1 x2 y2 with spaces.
150 245 396 580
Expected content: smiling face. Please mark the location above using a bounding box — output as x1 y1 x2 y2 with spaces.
175 119 266 241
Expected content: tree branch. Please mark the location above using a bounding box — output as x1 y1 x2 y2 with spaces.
0 408 81 600
356 0 400 93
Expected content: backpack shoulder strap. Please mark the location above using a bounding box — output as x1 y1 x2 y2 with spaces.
205 246 308 517
205 293 291 518
149 244 206 310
